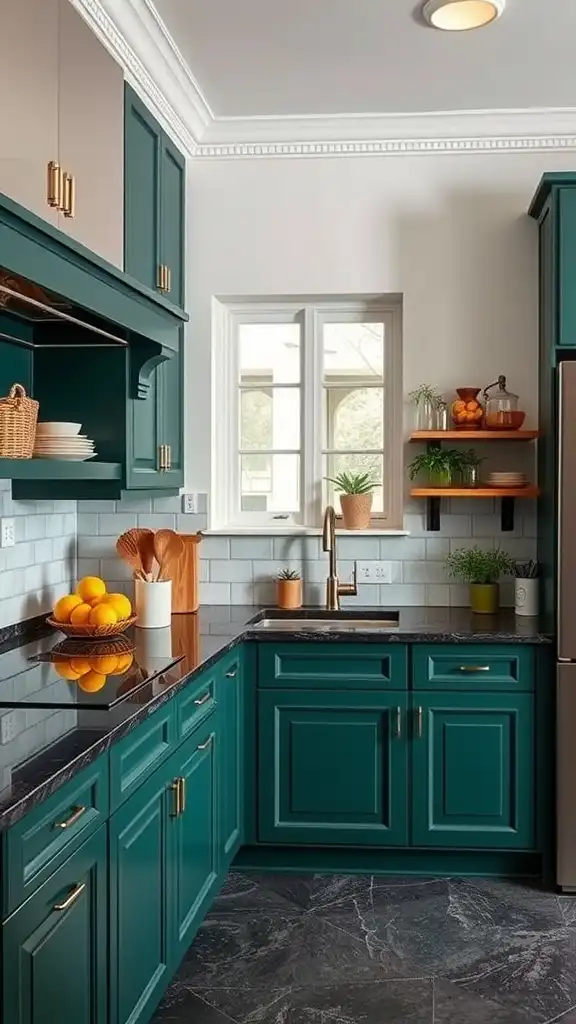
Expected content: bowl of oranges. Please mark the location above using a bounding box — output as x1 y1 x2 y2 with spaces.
52 641 135 694
450 388 484 430
48 576 137 638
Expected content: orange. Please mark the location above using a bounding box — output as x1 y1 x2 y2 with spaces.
77 670 107 693
466 401 479 412
53 594 83 623
88 596 103 608
104 593 132 621
474 408 483 421
69 602 92 625
88 654 119 674
76 576 107 603
452 401 466 414
53 659 81 681
89 603 118 627
115 652 134 674
70 657 92 676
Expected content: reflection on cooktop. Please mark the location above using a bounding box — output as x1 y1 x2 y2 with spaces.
0 629 184 709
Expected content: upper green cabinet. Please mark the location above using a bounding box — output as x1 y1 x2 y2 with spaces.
529 173 576 348
125 328 184 491
124 84 185 310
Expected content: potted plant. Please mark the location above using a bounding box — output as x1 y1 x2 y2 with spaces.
514 560 539 617
409 383 442 431
446 546 516 614
408 448 463 488
275 569 303 610
325 471 378 529
458 449 484 488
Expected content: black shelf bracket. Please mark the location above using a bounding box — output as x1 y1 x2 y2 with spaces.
426 497 441 532
500 497 515 532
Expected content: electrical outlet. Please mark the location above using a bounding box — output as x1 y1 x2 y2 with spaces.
356 560 393 584
182 493 197 514
0 518 15 548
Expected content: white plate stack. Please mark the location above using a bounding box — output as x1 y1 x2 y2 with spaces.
486 472 527 489
33 422 97 461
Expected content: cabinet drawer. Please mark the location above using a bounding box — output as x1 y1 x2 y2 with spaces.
3 758 108 918
176 670 218 742
412 645 534 691
110 703 175 811
258 643 408 689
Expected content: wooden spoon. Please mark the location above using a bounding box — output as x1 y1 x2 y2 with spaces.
154 529 185 582
116 530 144 579
134 528 156 581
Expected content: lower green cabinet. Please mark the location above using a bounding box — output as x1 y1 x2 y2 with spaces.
3 825 107 1024
169 719 219 965
258 690 409 846
411 692 535 849
219 654 244 864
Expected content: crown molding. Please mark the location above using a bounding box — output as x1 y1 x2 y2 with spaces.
70 0 207 155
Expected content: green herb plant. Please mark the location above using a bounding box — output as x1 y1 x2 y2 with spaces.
408 448 463 486
408 383 441 406
446 546 516 585
325 471 378 495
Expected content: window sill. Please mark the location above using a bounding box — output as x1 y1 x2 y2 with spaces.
203 527 410 537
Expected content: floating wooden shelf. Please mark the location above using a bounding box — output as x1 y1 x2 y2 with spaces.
409 430 540 442
410 486 540 499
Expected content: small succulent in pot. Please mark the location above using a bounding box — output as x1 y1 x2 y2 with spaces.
325 471 379 530
446 545 516 614
275 568 303 610
408 448 463 489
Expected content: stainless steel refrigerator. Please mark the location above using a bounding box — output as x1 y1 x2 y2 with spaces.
556 361 576 889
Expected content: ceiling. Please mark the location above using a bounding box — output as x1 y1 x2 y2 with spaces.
154 0 576 120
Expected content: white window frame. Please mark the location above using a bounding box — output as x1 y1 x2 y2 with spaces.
211 295 403 532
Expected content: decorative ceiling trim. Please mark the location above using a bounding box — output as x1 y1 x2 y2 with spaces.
70 0 202 155
196 135 576 159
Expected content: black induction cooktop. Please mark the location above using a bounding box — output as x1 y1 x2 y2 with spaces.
0 631 184 710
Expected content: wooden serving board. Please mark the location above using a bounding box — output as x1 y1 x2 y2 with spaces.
172 533 202 613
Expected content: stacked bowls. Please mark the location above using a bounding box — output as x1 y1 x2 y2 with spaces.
33 422 97 461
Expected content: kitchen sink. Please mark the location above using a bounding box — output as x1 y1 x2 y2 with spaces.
250 612 400 632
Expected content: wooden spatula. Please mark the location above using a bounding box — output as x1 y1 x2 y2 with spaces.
154 529 185 581
116 530 144 579
135 528 156 581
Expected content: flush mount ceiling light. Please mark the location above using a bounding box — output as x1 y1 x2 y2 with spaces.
423 0 505 30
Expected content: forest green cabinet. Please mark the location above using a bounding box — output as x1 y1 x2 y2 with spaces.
258 689 409 846
219 653 244 863
3 826 107 1024
530 173 576 347
411 692 535 849
124 84 185 309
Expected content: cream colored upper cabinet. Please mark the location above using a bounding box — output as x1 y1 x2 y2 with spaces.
58 0 124 267
0 0 59 224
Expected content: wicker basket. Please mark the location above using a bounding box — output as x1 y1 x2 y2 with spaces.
0 383 39 459
46 614 138 639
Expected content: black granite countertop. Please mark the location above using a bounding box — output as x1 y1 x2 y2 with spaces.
0 605 553 831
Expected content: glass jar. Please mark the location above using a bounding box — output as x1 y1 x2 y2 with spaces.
436 401 450 431
483 375 521 430
415 396 436 431
461 464 480 488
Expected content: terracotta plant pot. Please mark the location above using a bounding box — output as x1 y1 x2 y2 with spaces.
469 583 499 615
340 493 373 530
276 579 302 610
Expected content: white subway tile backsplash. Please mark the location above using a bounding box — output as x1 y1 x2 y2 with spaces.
273 536 320 560
176 514 208 534
210 560 252 583
450 537 494 554
426 585 450 607
230 537 274 559
342 584 380 606
46 514 64 537
77 513 98 535
100 558 133 582
201 537 231 559
403 513 427 536
34 540 53 564
438 514 472 538
381 584 427 607
77 536 115 559
77 500 115 513
114 497 152 512
152 496 182 513
473 514 520 539
99 513 137 535
336 536 380 560
425 538 450 560
380 537 425 560
403 561 447 584
230 582 255 605
199 582 231 604
137 514 176 530
77 558 100 578
449 584 470 607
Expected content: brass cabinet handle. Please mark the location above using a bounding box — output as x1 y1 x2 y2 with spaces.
197 735 213 751
178 777 186 814
459 665 490 672
166 267 171 293
63 173 74 218
170 778 182 817
47 161 62 208
194 691 212 706
165 444 172 471
158 444 168 471
225 668 237 678
395 706 402 739
157 265 168 291
54 805 86 830
53 882 85 912
416 706 423 739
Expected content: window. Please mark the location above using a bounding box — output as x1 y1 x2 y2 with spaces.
212 297 403 530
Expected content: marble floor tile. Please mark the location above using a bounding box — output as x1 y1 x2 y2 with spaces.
209 872 306 917
558 896 576 926
433 979 535 1023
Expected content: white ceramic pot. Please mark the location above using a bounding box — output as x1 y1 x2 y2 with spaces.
515 578 538 617
135 579 172 628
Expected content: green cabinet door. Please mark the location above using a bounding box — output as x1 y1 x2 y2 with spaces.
219 654 244 865
558 189 576 347
169 719 219 965
3 826 107 1024
160 137 185 309
124 84 161 294
258 689 408 846
157 327 184 490
109 763 172 1024
125 368 164 490
411 692 535 849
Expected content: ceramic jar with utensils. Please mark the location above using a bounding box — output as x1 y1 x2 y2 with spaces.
116 528 185 628
134 579 172 628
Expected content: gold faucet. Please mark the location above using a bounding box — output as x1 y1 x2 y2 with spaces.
322 505 358 611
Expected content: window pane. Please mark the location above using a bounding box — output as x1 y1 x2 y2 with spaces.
239 323 300 384
325 387 383 450
323 322 384 383
241 454 300 512
325 453 384 514
240 388 300 450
